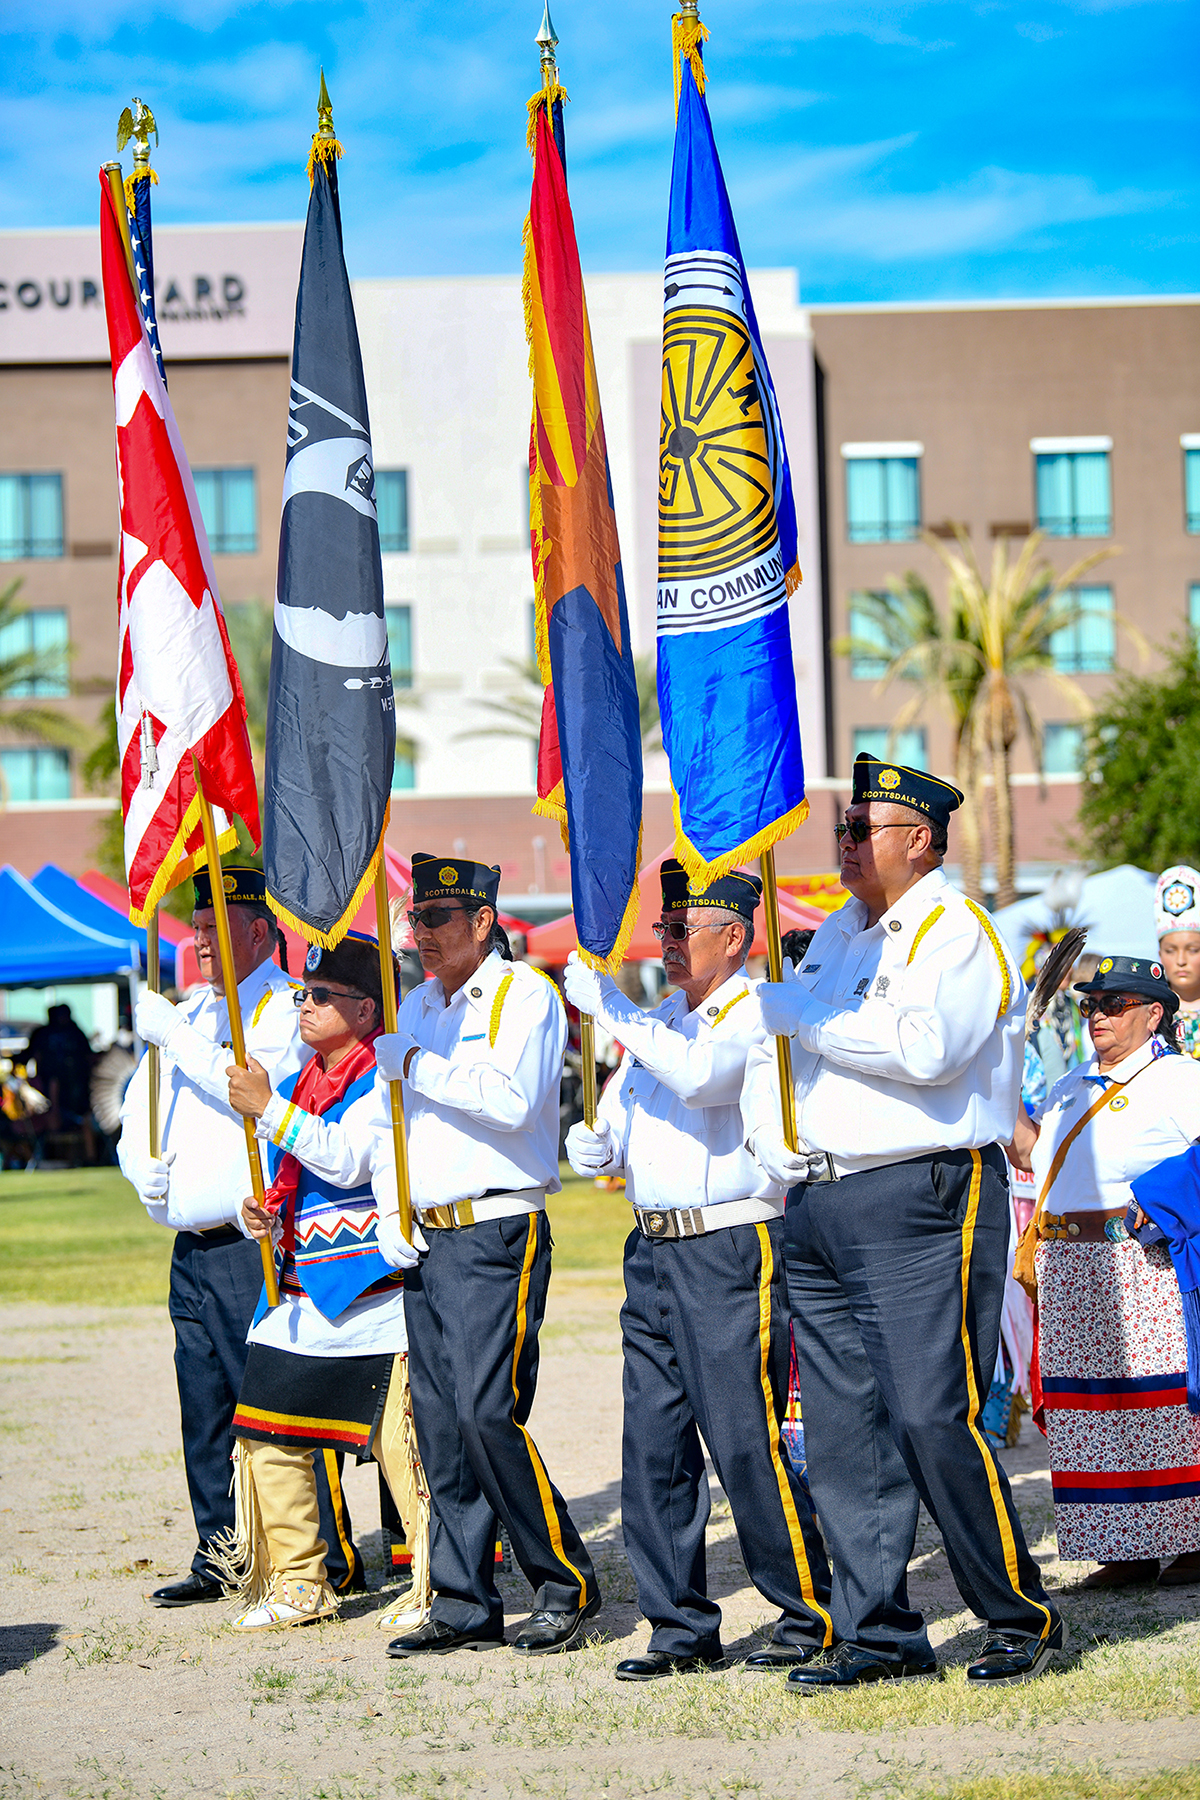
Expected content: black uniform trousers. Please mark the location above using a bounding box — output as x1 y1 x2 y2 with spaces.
784 1144 1058 1659
403 1212 598 1634
621 1216 834 1659
168 1228 361 1588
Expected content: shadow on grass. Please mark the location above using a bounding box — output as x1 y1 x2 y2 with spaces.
0 1622 59 1672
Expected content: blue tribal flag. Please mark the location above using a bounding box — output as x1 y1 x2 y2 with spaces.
657 26 807 883
264 93 395 948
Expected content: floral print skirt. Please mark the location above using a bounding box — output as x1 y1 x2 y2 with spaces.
1037 1235 1200 1561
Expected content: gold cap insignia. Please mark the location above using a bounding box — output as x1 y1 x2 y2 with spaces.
439 866 458 885
879 768 901 791
223 873 237 893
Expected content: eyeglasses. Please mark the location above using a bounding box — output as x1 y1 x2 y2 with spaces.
293 986 365 1009
407 904 469 931
1079 992 1150 1020
652 919 729 943
834 818 914 845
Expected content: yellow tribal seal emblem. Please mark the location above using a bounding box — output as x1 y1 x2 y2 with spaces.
1099 958 1114 974
439 866 458 886
1109 1095 1129 1111
879 769 901 791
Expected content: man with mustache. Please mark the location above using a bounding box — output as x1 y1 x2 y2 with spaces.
742 754 1063 1691
564 860 833 1681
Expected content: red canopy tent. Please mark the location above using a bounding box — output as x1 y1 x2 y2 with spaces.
524 849 826 965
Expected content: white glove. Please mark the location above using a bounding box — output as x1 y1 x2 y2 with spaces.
136 990 183 1049
563 952 613 1019
756 980 814 1039
140 1151 176 1201
376 1212 419 1271
376 1033 420 1083
750 1131 812 1190
565 1117 615 1175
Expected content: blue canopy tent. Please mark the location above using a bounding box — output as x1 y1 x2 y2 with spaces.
30 864 176 981
0 865 143 985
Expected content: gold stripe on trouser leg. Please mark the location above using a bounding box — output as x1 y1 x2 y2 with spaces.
373 1354 432 1610
322 1448 357 1590
754 1223 834 1646
245 1440 328 1585
958 1150 1053 1640
510 1216 589 1604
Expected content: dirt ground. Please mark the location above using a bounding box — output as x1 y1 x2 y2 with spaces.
2 1274 1199 1800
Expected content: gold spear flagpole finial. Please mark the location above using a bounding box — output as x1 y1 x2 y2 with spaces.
308 68 344 184
528 2 568 151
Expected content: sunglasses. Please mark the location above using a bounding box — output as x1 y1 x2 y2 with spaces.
652 919 729 942
834 819 914 845
407 904 470 931
293 986 365 1009
1079 993 1150 1020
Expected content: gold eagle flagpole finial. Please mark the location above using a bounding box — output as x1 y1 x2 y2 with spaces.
308 69 345 184
117 96 159 212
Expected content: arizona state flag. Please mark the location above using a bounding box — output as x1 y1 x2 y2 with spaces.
100 173 259 925
527 92 642 970
264 95 394 949
657 22 807 883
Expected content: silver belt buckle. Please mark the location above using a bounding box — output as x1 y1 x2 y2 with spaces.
804 1153 839 1185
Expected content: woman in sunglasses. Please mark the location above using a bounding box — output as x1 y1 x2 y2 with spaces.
1009 954 1200 1592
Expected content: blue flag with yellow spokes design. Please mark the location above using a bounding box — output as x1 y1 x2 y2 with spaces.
657 25 807 884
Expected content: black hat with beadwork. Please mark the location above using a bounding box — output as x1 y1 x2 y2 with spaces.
410 853 500 910
852 754 964 830
1074 953 1178 1015
660 857 762 924
193 866 267 909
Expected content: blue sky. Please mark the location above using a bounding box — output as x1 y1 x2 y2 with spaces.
4 0 1197 301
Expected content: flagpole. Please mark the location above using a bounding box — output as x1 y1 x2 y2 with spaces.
101 163 137 286
373 863 413 1246
191 756 280 1308
759 849 799 1153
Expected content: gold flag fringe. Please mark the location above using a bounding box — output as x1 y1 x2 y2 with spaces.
306 133 344 186
127 795 239 928
207 1440 271 1605
522 211 554 687
123 166 159 214
671 789 810 889
575 821 643 975
266 803 390 952
672 12 710 113
785 560 803 596
526 82 570 154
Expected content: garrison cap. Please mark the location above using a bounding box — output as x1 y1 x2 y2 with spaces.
302 930 396 1009
660 857 762 923
410 852 500 910
852 753 964 830
1074 953 1178 1016
193 866 267 910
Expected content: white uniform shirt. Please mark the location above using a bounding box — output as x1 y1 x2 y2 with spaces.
588 970 785 1214
741 867 1025 1174
118 961 305 1231
371 950 567 1213
1030 1038 1200 1214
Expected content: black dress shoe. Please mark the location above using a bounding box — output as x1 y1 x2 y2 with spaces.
966 1621 1069 1686
614 1649 721 1682
743 1642 826 1670
787 1643 940 1692
148 1571 224 1608
386 1618 504 1658
513 1593 602 1655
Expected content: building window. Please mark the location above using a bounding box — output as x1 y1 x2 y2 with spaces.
385 604 413 689
1189 583 1200 638
1184 440 1200 534
1043 723 1083 775
392 737 416 792
847 594 892 679
377 470 409 553
1050 585 1114 673
0 474 64 560
0 607 68 696
841 443 922 544
193 468 257 554
852 726 927 771
1032 438 1111 537
0 747 71 801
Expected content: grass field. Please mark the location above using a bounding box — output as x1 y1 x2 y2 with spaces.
0 1163 632 1304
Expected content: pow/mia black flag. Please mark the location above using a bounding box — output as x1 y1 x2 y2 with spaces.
264 93 395 948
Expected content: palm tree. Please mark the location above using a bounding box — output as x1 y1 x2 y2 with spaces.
836 530 1126 908
0 579 86 803
460 654 662 753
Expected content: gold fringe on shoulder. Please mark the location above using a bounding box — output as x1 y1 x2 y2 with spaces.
266 804 390 952
207 1440 271 1606
671 790 809 888
306 133 344 187
526 82 570 154
123 166 159 214
672 12 710 113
